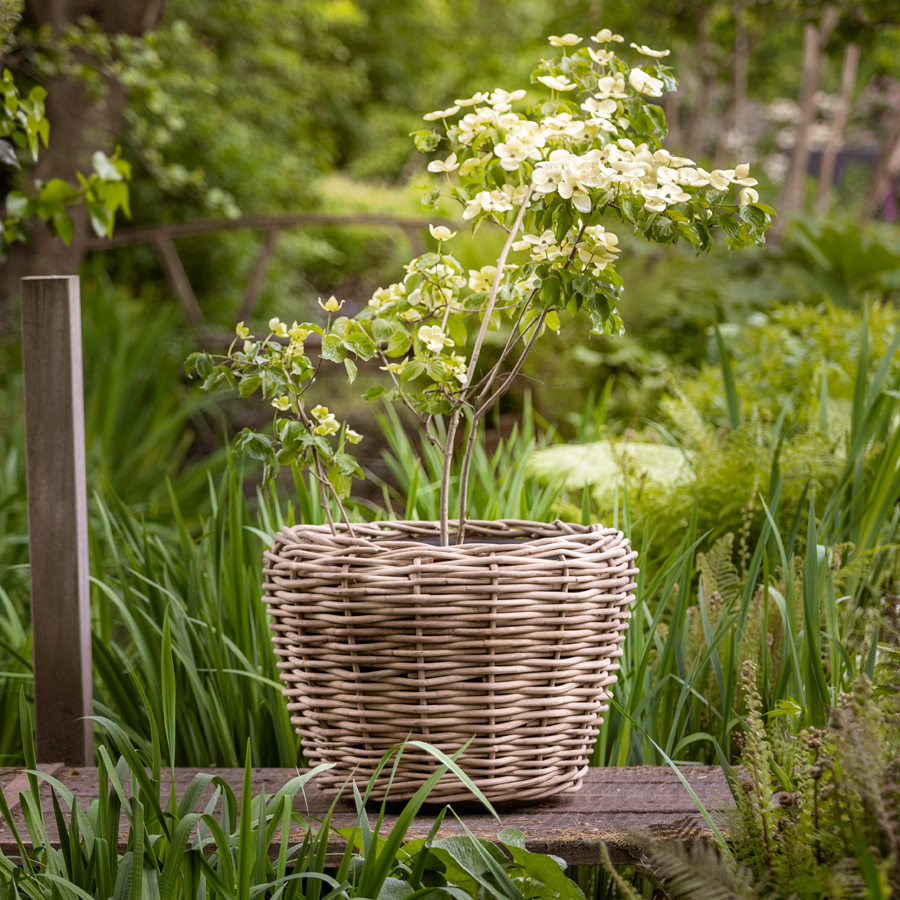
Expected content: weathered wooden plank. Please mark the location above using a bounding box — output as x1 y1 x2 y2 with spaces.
0 766 733 866
20 276 94 767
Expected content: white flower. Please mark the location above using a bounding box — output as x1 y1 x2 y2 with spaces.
427 152 459 173
537 74 578 92
588 47 616 66
581 97 618 120
345 428 363 444
243 340 255 354
271 396 291 411
630 43 670 58
423 105 460 121
318 296 343 312
628 68 664 97
468 266 498 292
314 415 339 436
447 354 469 384
591 29 624 43
458 154 491 176
268 317 288 337
489 88 527 109
236 321 250 339
418 324 454 353
455 92 488 107
734 163 758 186
462 189 515 220
429 224 457 241
708 169 731 191
740 187 759 205
595 74 628 99
494 137 532 170
549 33 582 46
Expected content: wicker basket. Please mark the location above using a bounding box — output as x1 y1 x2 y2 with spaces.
262 519 637 803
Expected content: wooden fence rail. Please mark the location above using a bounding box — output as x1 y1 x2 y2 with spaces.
85 213 460 327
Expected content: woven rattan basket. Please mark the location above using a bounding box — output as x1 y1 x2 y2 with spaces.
262 519 637 803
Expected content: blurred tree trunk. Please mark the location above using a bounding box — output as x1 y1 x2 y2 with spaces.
686 9 713 161
732 0 749 164
0 0 164 309
816 41 859 213
776 4 838 233
664 90 683 153
865 112 900 218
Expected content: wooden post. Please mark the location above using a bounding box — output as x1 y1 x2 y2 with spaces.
20 276 94 766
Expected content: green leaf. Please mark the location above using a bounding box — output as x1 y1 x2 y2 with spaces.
195 353 214 379
87 200 114 238
52 211 74 244
93 150 124 181
363 385 388 402
344 358 358 383
5 190 28 218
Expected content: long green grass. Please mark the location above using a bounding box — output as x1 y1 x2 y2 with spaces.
0 284 898 772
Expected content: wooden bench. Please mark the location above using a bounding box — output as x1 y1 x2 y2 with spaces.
0 765 732 866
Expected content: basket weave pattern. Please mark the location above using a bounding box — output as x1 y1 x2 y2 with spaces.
263 519 638 803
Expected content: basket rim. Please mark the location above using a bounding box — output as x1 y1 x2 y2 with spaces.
268 518 633 559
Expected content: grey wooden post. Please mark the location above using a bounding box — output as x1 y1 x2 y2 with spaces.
20 275 93 766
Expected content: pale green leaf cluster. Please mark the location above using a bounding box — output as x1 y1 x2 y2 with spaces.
0 62 132 256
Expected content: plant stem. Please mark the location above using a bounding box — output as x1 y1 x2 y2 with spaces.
462 186 533 390
439 409 460 546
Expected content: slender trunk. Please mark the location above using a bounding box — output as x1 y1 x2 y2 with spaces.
816 41 859 213
777 5 838 231
439 410 460 546
864 107 900 218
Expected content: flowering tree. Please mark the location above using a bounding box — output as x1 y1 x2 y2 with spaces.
189 30 773 545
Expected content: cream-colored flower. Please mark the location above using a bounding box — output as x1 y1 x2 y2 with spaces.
468 265 498 292
268 317 288 337
537 74 578 92
429 224 457 241
271 396 291 411
400 308 422 321
581 97 618 120
243 340 255 354
288 322 310 342
489 88 526 108
236 321 250 339
734 163 758 186
427 152 459 173
630 42 670 58
312 405 330 419
591 29 624 43
455 92 488 107
318 296 343 312
708 169 731 191
345 428 363 444
549 33 582 46
588 47 616 66
417 324 453 353
595 74 628 100
628 68 664 97
740 187 759 205
458 154 492 176
423 105 460 121
314 414 339 437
